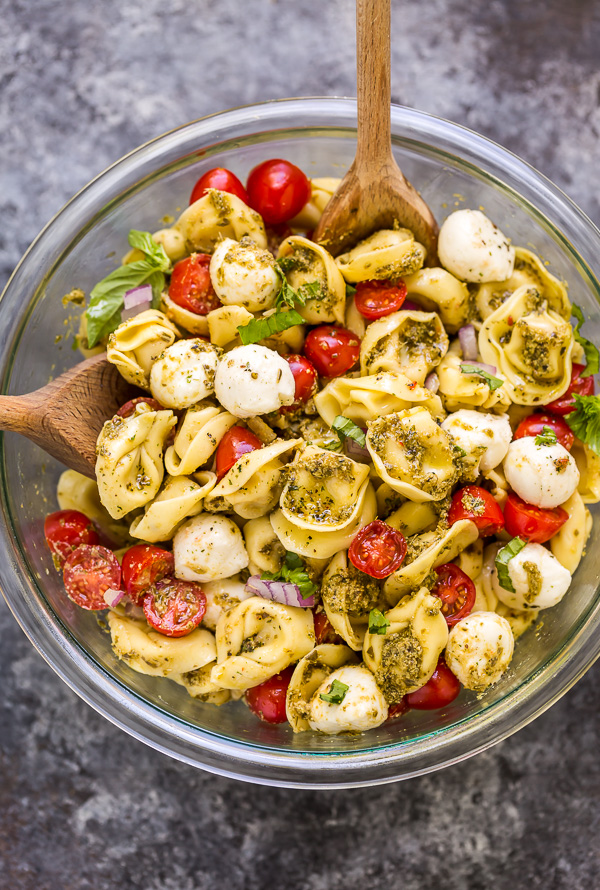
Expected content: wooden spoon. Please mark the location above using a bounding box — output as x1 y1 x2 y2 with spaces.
314 0 439 260
0 353 134 479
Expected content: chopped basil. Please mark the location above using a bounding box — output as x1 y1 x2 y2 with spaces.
534 425 558 447
330 415 367 448
345 283 357 296
565 394 600 455
495 537 527 593
319 678 349 704
368 608 390 635
572 305 599 378
276 256 297 274
262 550 316 598
460 364 504 392
237 308 304 346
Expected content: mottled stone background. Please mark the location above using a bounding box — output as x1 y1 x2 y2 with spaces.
1 1 600 887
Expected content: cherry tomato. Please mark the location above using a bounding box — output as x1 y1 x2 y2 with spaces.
303 326 361 378
142 577 206 637
514 412 575 450
44 510 99 564
348 520 407 579
189 167 249 205
246 159 311 225
354 279 407 320
313 609 342 645
245 667 294 723
447 485 505 538
122 544 175 603
279 354 318 414
387 698 410 721
168 254 221 316
405 659 461 710
504 493 569 544
546 363 595 415
432 563 476 626
116 397 163 419
215 426 263 481
63 544 122 611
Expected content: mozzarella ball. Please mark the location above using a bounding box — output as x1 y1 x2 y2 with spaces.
150 339 219 409
173 514 249 582
438 209 515 283
441 409 512 477
445 612 514 691
210 237 280 311
308 665 388 734
503 437 579 508
492 542 571 611
200 576 252 631
215 344 295 417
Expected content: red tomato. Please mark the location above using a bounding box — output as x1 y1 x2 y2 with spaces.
189 167 249 205
303 326 361 378
348 520 407 579
504 493 569 544
63 544 122 611
246 159 311 225
354 279 407 320
546 363 595 415
142 577 206 637
279 354 318 413
245 667 294 724
405 659 461 710
44 510 99 564
116 397 163 419
215 426 263 481
168 254 221 316
313 609 342 645
432 563 476 626
514 412 575 451
387 698 410 721
447 485 505 537
122 544 175 603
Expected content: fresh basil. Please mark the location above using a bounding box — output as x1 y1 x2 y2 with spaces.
345 283 357 297
237 309 304 346
565 394 600 455
330 415 367 449
262 550 316 599
319 678 349 704
368 608 390 635
572 304 599 378
495 537 526 593
460 364 504 392
534 425 558 447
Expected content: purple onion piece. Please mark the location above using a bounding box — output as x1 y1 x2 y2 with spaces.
103 588 125 608
245 575 315 608
424 371 440 393
344 436 370 463
122 284 153 320
458 324 478 360
402 299 422 312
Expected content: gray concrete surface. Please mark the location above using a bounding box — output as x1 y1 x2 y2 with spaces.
1 1 600 887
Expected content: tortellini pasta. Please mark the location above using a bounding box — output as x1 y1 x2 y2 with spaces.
403 267 471 332
437 340 511 413
243 515 285 576
201 575 253 632
277 235 346 325
288 177 341 229
571 441 600 504
359 309 449 383
320 550 383 650
174 188 267 252
129 472 215 542
57 469 131 545
106 309 179 389
162 291 209 337
164 402 238 476
335 228 426 283
475 247 571 321
549 491 593 573
286 643 358 732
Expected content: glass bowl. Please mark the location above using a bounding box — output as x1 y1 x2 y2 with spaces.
1 98 600 788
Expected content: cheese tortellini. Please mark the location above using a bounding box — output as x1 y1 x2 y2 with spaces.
106 309 179 389
360 309 449 383
335 228 426 283
320 550 384 650
277 235 347 325
174 188 267 252
314 371 444 427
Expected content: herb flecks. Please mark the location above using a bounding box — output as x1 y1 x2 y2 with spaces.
319 678 349 704
262 551 316 599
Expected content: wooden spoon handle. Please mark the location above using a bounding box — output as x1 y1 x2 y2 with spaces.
0 394 36 434
355 0 392 168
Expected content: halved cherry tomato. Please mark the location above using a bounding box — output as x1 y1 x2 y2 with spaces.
504 493 569 544
432 563 476 626
405 658 461 710
168 254 221 316
246 159 311 225
348 520 407 579
303 326 361 378
116 397 163 419
546 363 595 415
279 354 318 414
122 544 175 603
245 667 294 724
189 167 249 205
514 412 575 450
313 609 342 645
142 577 206 637
63 544 121 611
354 279 407 320
44 510 99 564
215 426 263 481
387 698 409 721
448 485 505 538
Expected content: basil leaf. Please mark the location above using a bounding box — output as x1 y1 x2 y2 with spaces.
495 537 526 593
331 415 367 448
565 394 600 455
572 304 599 378
127 230 171 271
345 283 357 297
319 679 349 704
237 309 304 345
460 364 504 392
276 256 297 273
322 439 344 452
368 608 390 635
534 425 558 447
261 549 316 599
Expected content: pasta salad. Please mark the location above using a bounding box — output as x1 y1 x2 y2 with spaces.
43 158 600 735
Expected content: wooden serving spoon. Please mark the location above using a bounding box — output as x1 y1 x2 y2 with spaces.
0 353 134 479
314 0 439 260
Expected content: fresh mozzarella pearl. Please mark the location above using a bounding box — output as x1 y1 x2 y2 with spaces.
308 665 388 734
438 209 515 283
210 237 280 312
150 339 219 409
445 611 514 691
492 542 571 611
441 409 512 476
503 437 579 508
214 344 295 418
200 576 252 631
173 514 249 583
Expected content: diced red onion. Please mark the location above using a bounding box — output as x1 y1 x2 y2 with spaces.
458 324 478 360
402 299 422 312
460 361 497 375
245 575 315 609
123 599 145 620
103 588 125 608
424 372 440 393
344 436 370 463
122 285 153 320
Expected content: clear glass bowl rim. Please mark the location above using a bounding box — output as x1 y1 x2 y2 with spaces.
2 96 600 788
